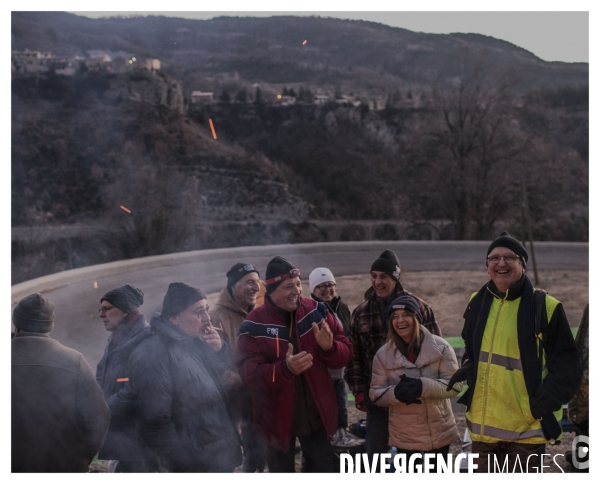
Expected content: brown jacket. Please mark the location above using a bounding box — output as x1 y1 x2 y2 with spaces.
12 332 110 472
369 327 460 451
209 286 253 350
208 286 255 420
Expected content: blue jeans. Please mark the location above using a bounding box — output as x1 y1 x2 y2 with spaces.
333 378 348 429
365 411 390 472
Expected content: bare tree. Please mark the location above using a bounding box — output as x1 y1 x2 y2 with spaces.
419 61 529 239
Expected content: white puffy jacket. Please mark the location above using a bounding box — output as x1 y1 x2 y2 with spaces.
369 327 461 451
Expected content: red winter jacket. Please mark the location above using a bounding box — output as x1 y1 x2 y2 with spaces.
236 296 352 452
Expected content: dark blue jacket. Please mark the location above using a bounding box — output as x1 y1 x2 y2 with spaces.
128 319 242 472
95 313 151 461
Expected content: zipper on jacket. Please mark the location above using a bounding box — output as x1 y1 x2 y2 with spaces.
480 293 505 439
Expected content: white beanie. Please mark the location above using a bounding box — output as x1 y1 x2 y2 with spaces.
309 267 336 293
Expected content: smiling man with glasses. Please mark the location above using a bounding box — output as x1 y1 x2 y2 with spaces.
125 282 242 472
449 231 580 472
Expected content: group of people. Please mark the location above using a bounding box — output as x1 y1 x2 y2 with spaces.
11 232 586 473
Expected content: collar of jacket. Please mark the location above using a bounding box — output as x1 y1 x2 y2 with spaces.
487 275 526 301
150 317 196 341
216 286 252 316
310 294 341 313
13 331 50 339
363 282 405 301
385 326 440 368
264 293 296 320
106 313 149 348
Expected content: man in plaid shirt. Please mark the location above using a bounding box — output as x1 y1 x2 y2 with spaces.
344 249 440 470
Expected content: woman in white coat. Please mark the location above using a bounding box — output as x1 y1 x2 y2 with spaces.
369 295 461 471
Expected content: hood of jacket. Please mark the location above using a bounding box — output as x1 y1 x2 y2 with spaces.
215 286 251 317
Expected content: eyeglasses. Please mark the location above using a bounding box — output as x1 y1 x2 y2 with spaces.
315 283 336 291
487 255 521 264
192 306 210 318
98 305 115 314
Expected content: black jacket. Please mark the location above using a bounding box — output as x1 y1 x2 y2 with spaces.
95 313 151 461
128 319 242 472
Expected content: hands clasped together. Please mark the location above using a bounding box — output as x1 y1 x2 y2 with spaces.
394 374 423 405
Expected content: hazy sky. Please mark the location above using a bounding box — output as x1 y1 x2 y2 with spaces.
66 5 590 63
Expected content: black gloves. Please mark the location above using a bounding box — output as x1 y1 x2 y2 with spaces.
529 395 562 441
529 395 546 420
394 374 422 405
446 362 472 391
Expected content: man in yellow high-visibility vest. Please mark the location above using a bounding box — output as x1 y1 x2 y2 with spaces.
449 232 580 472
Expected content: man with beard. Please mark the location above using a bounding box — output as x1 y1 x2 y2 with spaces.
209 263 268 472
127 282 242 472
449 232 579 472
344 249 440 471
237 256 352 472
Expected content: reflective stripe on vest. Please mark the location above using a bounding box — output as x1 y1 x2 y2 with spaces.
479 350 523 371
467 417 546 441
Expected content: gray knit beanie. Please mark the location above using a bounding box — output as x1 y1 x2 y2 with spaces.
12 293 56 333
101 284 144 313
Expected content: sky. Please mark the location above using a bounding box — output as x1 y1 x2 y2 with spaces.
68 9 589 64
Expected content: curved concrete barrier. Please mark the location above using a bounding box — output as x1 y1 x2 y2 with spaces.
11 240 588 301
11 240 588 369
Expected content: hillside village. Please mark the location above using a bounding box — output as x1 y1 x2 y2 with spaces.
11 49 425 111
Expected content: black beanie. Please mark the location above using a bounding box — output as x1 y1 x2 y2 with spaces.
388 295 423 324
101 284 144 313
227 263 260 289
162 282 206 319
370 249 401 282
265 256 300 293
487 231 528 267
13 293 56 333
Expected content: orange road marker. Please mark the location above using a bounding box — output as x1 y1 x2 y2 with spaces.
208 118 218 139
116 377 129 382
119 205 132 214
93 282 98 289
302 40 308 45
